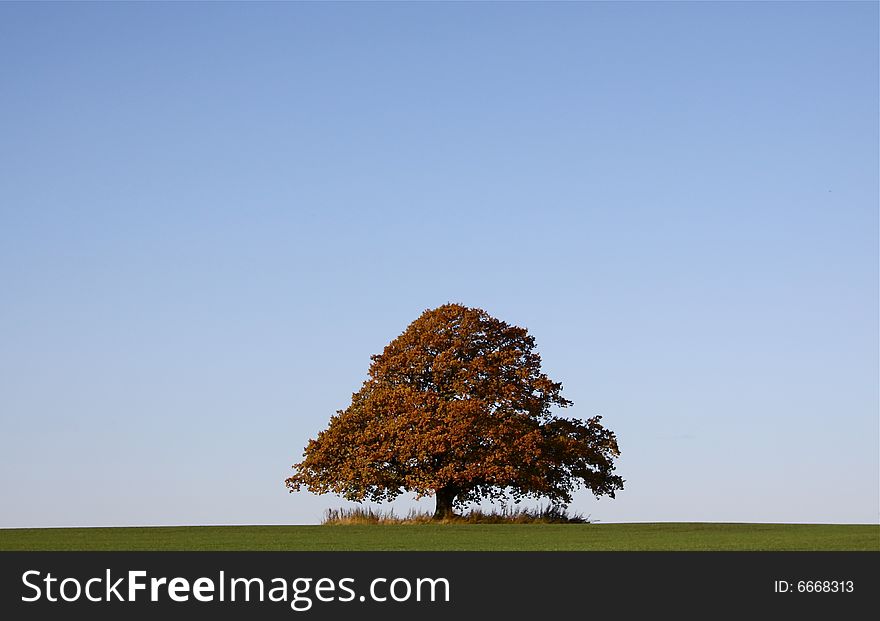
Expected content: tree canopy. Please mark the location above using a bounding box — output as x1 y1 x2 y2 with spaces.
286 303 623 518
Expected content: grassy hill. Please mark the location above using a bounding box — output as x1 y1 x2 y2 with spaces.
1 523 877 551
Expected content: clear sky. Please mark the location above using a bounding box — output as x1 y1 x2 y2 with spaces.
1 1 877 527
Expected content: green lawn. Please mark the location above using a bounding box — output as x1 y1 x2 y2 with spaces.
1 523 877 551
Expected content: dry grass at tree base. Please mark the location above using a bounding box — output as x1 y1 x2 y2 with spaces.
322 505 590 525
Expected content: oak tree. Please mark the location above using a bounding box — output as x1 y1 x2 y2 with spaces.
286 304 623 519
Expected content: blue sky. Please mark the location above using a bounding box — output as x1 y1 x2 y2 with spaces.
1 1 877 527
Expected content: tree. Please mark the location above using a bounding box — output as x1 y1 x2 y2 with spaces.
286 303 623 519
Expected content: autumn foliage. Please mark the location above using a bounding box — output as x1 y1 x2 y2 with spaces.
286 304 623 519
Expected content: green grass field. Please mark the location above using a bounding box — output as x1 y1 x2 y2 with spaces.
1 523 877 551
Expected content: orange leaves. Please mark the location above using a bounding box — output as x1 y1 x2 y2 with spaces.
285 303 624 510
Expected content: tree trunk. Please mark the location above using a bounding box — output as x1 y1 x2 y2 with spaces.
433 487 456 520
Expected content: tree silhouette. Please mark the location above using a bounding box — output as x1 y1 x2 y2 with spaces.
286 303 623 519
